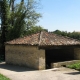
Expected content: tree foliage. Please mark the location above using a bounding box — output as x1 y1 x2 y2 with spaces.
53 30 80 40
1 0 43 41
0 0 9 43
0 0 43 60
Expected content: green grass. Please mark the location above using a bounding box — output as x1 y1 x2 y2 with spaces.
67 63 80 71
0 74 10 80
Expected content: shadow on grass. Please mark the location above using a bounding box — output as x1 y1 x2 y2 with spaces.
0 62 36 72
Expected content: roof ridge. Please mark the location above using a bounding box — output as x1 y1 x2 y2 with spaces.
39 31 43 46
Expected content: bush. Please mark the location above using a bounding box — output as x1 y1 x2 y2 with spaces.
67 63 80 70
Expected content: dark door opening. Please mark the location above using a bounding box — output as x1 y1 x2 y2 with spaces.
45 48 74 69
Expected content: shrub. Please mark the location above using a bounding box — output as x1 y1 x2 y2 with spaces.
67 63 80 70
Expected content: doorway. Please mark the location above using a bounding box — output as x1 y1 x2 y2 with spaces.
45 48 74 69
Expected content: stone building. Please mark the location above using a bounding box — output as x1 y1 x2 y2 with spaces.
5 31 80 70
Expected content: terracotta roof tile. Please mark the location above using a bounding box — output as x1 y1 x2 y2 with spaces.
6 33 40 45
6 31 80 46
39 31 80 46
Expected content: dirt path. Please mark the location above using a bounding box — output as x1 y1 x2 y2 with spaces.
0 62 80 80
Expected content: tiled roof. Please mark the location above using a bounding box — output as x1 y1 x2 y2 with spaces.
6 31 80 46
6 32 40 45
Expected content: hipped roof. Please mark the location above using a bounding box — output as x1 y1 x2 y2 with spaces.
6 31 80 46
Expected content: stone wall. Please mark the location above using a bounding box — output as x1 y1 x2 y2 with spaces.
74 48 80 60
5 45 45 70
51 60 80 68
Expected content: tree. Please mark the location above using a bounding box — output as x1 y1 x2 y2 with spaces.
0 0 43 60
1 0 43 41
0 0 8 43
0 0 9 60
53 30 80 40
25 26 48 35
4 0 42 41
53 30 62 35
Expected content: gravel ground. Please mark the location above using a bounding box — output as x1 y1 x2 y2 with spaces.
0 62 80 80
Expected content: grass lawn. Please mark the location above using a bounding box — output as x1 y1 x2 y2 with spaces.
0 74 10 80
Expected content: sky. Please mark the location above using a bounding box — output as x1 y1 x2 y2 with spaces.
1 0 80 32
37 0 80 32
